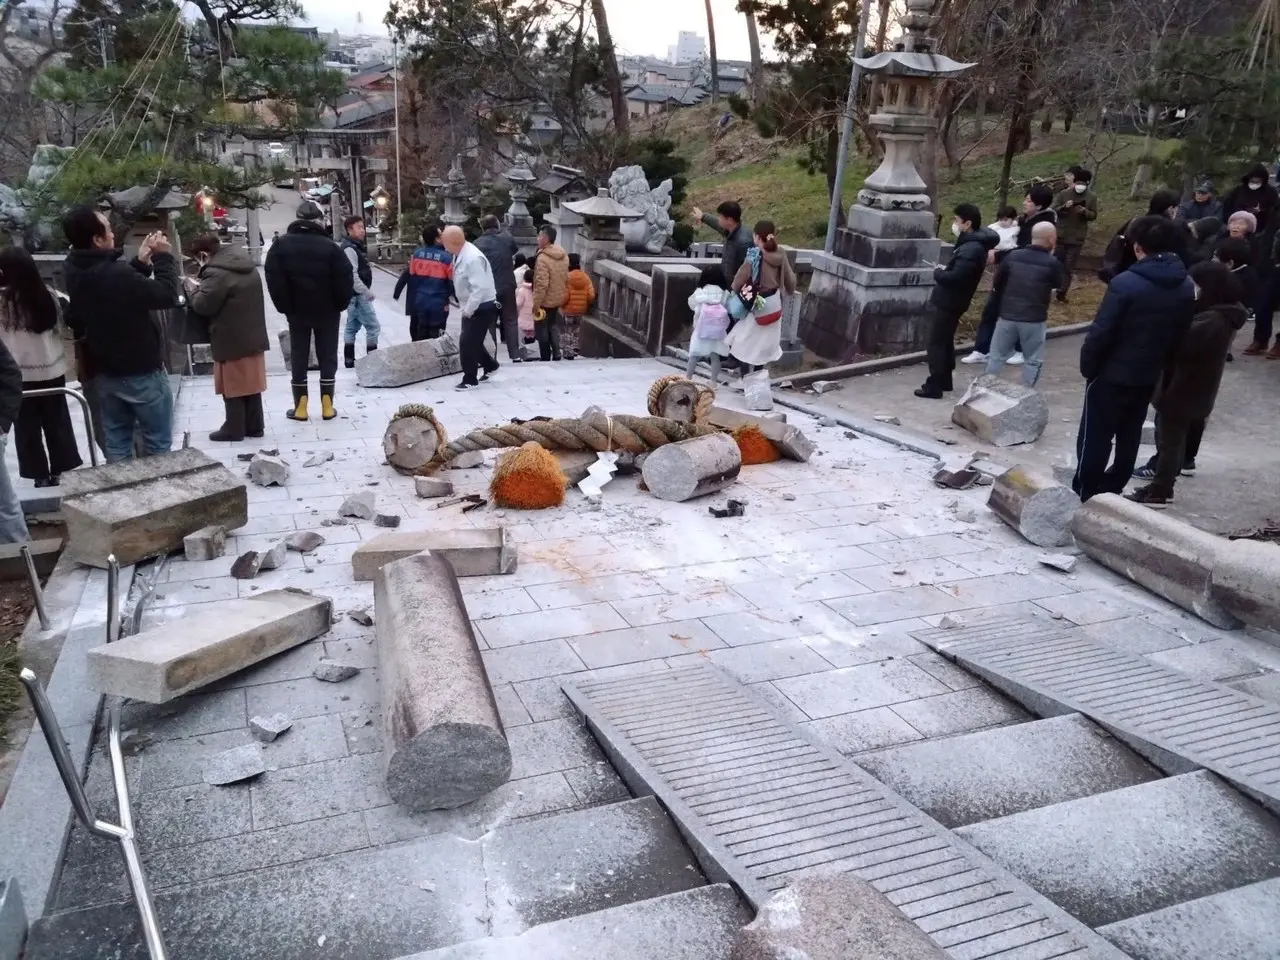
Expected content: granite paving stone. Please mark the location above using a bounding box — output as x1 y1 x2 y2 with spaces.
134 781 254 851
1148 640 1272 682
512 677 579 722
705 638 834 684
936 571 1078 607
563 762 632 806
803 625 931 667
906 652 982 691
1232 672 1280 705
1081 616 1196 655
846 558 980 592
567 619 725 668
524 573 667 610
747 681 813 724
1099 877 1280 960
462 586 541 621
244 668 381 721
859 533 986 564
889 687 1030 738
699 606 852 648
492 684 533 727
826 585 966 626
249 752 391 830
774 660 952 719
801 707 925 755
482 639 588 685
731 571 870 607
610 589 757 627
757 545 884 577
476 602 630 647
505 717 605 780
1033 591 1157 625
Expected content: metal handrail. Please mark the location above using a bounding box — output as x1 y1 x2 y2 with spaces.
16 553 168 958
21 386 99 467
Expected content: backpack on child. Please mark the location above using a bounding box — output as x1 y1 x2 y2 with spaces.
696 300 730 339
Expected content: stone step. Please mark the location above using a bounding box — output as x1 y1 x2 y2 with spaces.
856 714 1163 828
25 797 706 959
394 885 747 960
956 771 1280 929
1097 877 1280 960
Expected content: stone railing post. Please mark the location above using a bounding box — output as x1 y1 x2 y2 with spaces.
647 264 703 356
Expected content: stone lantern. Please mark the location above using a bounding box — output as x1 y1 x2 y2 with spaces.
439 156 470 227
503 161 539 256
562 188 641 280
799 0 973 361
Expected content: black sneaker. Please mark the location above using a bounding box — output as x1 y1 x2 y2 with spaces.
914 384 944 399
513 357 524 363
455 380 474 391
1181 459 1197 476
1132 464 1156 480
1126 485 1173 508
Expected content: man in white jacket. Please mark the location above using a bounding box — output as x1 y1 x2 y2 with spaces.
441 226 500 390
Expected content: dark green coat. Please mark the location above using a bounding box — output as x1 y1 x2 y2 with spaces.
189 247 270 363
1052 188 1098 245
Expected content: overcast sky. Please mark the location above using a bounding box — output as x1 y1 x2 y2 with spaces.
300 0 770 61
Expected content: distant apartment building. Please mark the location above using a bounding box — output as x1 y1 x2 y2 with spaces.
667 30 705 65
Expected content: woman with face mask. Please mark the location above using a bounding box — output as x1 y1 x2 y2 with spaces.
1223 164 1280 355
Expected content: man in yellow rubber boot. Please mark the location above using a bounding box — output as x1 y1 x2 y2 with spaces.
265 200 354 421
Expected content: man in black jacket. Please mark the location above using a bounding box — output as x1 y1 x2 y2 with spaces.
340 215 378 369
1073 217 1195 501
693 200 754 289
61 205 180 462
473 215 522 361
265 200 354 422
0 336 28 543
985 221 1067 386
916 204 999 399
963 185 1058 364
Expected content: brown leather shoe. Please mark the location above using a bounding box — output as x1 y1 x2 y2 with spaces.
1243 341 1268 356
1267 342 1280 360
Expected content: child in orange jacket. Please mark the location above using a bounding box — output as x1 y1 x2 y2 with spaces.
561 253 595 360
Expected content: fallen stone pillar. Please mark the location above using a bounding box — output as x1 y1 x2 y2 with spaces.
641 433 741 502
987 465 1079 548
356 334 462 387
952 374 1049 446
86 588 332 702
731 874 948 960
376 551 512 810
1071 494 1239 629
352 527 517 581
61 448 247 568
707 406 815 462
1210 538 1280 634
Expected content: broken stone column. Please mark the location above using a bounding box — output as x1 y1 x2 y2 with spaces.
356 334 462 387
987 465 1079 548
86 589 332 702
61 448 248 567
376 551 512 810
641 433 742 502
952 374 1049 446
352 527 517 581
1072 494 1239 629
1210 538 1280 633
731 874 948 960
384 414 443 474
707 406 815 462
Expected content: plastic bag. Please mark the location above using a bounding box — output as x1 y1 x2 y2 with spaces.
743 369 774 412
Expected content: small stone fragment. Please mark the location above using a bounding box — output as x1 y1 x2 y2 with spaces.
313 660 360 682
811 380 842 394
248 453 290 487
249 713 293 742
374 513 402 528
819 416 839 428
303 451 335 468
259 448 279 457
285 531 325 553
203 744 266 785
939 614 967 629
339 491 377 520
450 450 485 469
321 518 348 527
414 476 455 499
781 493 797 501
873 415 901 426
257 540 287 572
1038 553 1078 573
348 607 374 626
952 506 978 523
183 525 226 562
230 551 264 580
236 452 255 462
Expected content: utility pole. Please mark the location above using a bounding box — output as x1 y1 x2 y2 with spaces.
392 38 404 245
823 0 874 254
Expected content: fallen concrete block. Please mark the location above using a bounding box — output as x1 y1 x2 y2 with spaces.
61 448 247 568
356 334 462 387
203 744 265 785
730 874 947 960
183 526 226 562
1072 494 1238 629
352 527 517 581
1210 538 1280 633
374 513 402 528
988 465 1079 548
707 406 814 462
376 550 512 810
0 878 25 960
277 328 319 370
952 374 1049 447
414 476 454 499
248 713 292 742
247 453 289 487
86 588 332 702
339 491 376 520
0 539 61 581
642 433 742 502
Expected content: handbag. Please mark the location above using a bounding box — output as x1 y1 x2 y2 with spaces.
753 291 784 326
174 305 211 345
730 249 763 320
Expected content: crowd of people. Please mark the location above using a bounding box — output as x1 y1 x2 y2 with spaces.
919 161 1280 508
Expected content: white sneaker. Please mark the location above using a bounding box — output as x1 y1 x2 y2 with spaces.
1007 352 1026 366
960 351 987 364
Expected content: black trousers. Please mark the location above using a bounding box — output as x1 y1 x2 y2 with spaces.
1073 380 1152 501
15 375 83 479
460 304 499 384
287 315 339 386
1143 414 1205 470
410 307 448 342
496 289 521 359
1150 415 1196 496
536 308 563 361
924 305 962 390
1055 242 1083 296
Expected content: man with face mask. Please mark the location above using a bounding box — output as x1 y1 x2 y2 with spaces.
915 204 999 399
1051 166 1097 302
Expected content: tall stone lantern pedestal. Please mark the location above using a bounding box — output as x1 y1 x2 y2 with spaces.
799 5 972 363
563 189 641 281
